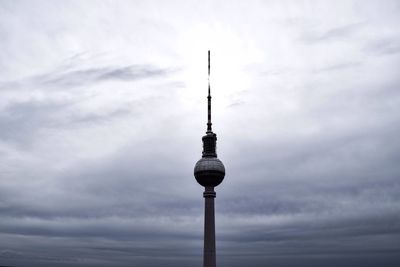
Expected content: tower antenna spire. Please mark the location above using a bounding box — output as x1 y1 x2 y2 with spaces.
207 50 212 133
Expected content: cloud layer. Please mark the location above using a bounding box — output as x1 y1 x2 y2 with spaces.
1 0 400 266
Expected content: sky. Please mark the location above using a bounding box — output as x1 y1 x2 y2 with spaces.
0 0 400 266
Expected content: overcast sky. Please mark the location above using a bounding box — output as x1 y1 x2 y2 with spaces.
1 0 400 266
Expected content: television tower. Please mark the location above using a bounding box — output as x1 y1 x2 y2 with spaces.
194 50 226 267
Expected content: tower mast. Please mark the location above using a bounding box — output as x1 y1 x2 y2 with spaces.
207 50 212 133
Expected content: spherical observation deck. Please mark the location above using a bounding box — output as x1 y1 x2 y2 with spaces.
194 157 225 187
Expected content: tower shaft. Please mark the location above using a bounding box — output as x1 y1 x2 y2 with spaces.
203 186 216 267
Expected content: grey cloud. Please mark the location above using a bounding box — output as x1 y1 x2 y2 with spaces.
313 61 362 72
40 65 176 88
1 1 400 266
0 74 178 148
364 37 400 55
0 64 177 91
300 22 364 43
0 101 69 144
0 249 78 264
258 61 362 77
0 99 135 148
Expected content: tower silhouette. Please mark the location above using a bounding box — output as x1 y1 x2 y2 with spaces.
194 50 225 267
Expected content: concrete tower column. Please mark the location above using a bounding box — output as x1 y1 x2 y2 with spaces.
203 187 216 267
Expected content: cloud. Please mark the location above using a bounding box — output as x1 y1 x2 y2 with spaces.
1 1 400 267
313 61 362 72
299 22 365 43
0 64 176 90
0 61 178 149
39 65 176 88
364 37 400 55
